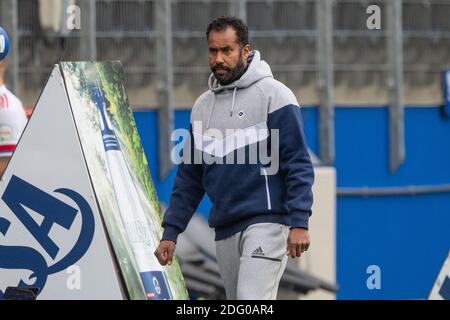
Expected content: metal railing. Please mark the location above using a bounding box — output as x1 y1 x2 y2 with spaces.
1 0 450 176
0 0 448 106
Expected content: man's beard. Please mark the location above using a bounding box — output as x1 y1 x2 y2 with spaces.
211 53 247 86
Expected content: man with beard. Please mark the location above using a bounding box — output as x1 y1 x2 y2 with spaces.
155 16 314 300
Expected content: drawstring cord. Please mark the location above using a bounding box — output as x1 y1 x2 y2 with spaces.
230 87 237 117
206 94 216 129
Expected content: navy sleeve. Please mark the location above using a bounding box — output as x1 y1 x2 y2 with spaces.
161 127 205 242
267 104 315 229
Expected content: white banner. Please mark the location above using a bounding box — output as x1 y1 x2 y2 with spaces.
0 66 124 300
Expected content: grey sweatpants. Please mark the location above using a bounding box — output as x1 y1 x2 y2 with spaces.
215 223 289 300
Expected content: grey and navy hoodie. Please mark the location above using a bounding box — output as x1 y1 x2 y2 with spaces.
162 50 314 242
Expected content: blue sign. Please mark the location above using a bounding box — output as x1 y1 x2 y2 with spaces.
0 175 95 299
140 271 173 300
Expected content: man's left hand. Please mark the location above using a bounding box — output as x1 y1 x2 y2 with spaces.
286 228 310 258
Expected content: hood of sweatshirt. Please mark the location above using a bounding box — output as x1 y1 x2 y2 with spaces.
206 50 273 127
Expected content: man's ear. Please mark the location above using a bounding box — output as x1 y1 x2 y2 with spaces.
242 44 251 61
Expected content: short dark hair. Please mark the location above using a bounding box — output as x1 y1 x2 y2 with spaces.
206 16 249 47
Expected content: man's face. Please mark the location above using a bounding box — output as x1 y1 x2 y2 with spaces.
208 27 250 85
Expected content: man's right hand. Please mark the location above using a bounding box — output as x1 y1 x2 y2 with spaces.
154 240 176 266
